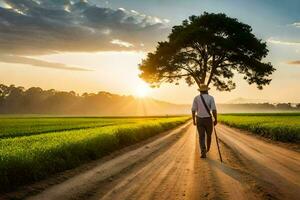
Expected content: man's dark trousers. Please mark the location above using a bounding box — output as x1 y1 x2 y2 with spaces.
196 116 213 155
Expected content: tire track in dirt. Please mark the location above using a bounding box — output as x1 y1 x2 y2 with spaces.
216 124 300 200
94 125 197 200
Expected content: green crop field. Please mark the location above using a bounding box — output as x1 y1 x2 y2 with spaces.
0 116 190 192
219 113 300 142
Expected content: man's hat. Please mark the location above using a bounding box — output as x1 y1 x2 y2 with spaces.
198 84 210 92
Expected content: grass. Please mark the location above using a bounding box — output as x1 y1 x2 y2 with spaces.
0 116 189 192
219 113 300 142
0 117 139 138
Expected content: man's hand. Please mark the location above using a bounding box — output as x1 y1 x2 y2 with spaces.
193 120 196 126
214 120 218 126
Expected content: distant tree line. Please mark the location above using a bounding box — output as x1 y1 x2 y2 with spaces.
0 84 138 115
0 84 188 115
220 103 300 113
0 84 299 115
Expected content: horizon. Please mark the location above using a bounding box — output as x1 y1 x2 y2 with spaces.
0 0 299 104
2 82 299 105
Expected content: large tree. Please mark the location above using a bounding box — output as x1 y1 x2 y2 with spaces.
139 12 275 91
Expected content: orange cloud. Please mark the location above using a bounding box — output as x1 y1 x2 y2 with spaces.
287 60 300 65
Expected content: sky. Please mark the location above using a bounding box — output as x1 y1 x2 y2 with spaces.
0 0 299 104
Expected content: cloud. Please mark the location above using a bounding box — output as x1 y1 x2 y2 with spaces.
287 60 300 65
267 38 300 46
0 55 92 71
111 39 134 48
0 0 169 67
291 22 300 28
163 19 170 23
130 9 139 15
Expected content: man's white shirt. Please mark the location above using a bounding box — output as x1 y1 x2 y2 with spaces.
191 94 216 118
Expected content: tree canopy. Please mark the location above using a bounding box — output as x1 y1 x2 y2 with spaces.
139 12 275 91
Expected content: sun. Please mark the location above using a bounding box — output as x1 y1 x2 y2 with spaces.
135 84 151 98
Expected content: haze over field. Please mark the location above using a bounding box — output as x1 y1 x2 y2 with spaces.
0 0 299 104
1 84 299 115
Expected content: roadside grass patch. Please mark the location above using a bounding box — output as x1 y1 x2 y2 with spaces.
219 113 300 142
0 116 189 192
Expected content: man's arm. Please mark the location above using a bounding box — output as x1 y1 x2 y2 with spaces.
192 111 196 126
211 97 217 126
191 97 197 126
212 110 217 126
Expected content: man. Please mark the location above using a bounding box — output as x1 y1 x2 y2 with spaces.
192 84 217 158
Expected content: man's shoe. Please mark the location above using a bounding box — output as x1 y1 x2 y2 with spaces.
200 154 206 158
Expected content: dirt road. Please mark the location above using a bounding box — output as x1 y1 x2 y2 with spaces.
8 122 300 200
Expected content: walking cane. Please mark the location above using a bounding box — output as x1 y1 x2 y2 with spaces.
214 125 223 162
